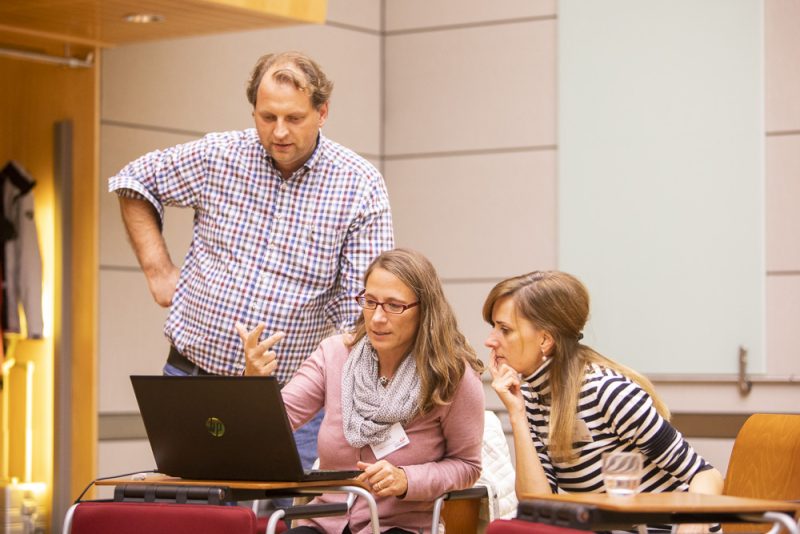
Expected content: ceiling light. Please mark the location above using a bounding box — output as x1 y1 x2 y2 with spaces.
123 13 165 24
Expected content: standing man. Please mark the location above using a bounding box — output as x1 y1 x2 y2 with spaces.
109 51 394 467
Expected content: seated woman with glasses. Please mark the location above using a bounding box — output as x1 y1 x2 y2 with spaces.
237 248 485 534
484 271 723 533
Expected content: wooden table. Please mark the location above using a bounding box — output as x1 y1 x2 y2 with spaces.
91 473 380 534
517 492 800 533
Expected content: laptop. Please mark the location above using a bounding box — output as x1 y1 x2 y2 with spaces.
130 375 362 482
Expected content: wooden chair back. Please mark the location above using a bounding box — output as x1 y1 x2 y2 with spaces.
442 498 482 533
722 413 800 532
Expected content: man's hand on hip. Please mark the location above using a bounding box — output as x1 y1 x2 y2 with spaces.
146 263 180 307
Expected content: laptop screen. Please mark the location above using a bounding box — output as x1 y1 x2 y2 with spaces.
131 375 315 481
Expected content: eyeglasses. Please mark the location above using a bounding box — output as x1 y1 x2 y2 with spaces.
354 291 420 315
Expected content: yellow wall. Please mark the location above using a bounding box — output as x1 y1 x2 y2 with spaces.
0 42 98 528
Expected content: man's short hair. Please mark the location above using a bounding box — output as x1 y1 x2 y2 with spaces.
246 51 333 110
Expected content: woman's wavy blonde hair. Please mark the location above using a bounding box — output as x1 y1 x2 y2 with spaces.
483 271 669 462
349 249 484 415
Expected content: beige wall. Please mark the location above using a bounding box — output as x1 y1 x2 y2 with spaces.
97 0 799 483
765 0 800 371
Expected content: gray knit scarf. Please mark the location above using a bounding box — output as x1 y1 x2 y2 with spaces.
341 337 421 448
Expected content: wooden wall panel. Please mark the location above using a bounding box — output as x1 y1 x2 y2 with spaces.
0 51 98 528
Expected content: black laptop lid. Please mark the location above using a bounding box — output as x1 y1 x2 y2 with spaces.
131 375 309 481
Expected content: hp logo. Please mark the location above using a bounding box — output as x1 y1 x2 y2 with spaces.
205 417 225 437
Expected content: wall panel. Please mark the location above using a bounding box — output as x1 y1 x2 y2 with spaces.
765 0 800 131
559 0 764 375
384 20 556 155
385 150 556 280
766 276 800 376
99 125 196 268
764 0 800 380
442 280 496 363
96 440 155 498
0 47 98 526
765 136 800 272
98 270 172 413
326 0 381 31
386 0 555 32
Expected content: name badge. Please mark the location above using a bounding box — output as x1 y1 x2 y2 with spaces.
574 418 593 443
370 422 410 459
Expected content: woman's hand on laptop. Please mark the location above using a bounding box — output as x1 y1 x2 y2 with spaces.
235 322 286 376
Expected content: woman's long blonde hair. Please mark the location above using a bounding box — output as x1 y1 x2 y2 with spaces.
350 249 484 415
482 271 669 462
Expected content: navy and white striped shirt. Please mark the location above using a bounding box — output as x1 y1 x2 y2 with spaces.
523 358 715 531
110 130 394 380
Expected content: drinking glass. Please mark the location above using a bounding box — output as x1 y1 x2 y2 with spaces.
601 451 643 497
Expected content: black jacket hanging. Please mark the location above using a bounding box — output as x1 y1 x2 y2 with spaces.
0 161 44 338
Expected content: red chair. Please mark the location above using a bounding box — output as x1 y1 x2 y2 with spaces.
63 501 266 534
487 518 588 533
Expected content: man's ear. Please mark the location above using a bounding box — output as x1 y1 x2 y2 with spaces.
318 102 329 128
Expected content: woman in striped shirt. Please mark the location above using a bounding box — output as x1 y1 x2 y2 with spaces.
485 271 723 533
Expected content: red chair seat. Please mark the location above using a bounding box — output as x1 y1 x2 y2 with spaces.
487 518 588 533
68 501 259 534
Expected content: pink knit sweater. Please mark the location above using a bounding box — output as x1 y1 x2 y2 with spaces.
282 335 485 534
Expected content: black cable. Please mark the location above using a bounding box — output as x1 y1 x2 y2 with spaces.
74 469 158 503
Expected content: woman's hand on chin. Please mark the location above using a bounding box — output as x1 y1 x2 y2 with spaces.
235 322 285 376
488 351 525 416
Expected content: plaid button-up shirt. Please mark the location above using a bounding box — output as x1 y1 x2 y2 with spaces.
110 129 394 381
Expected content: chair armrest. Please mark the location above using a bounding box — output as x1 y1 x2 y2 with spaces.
432 485 489 532
441 486 489 502
281 502 350 520
265 502 351 534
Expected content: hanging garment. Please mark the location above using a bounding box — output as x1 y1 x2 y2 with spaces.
0 277 4 368
0 161 44 338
